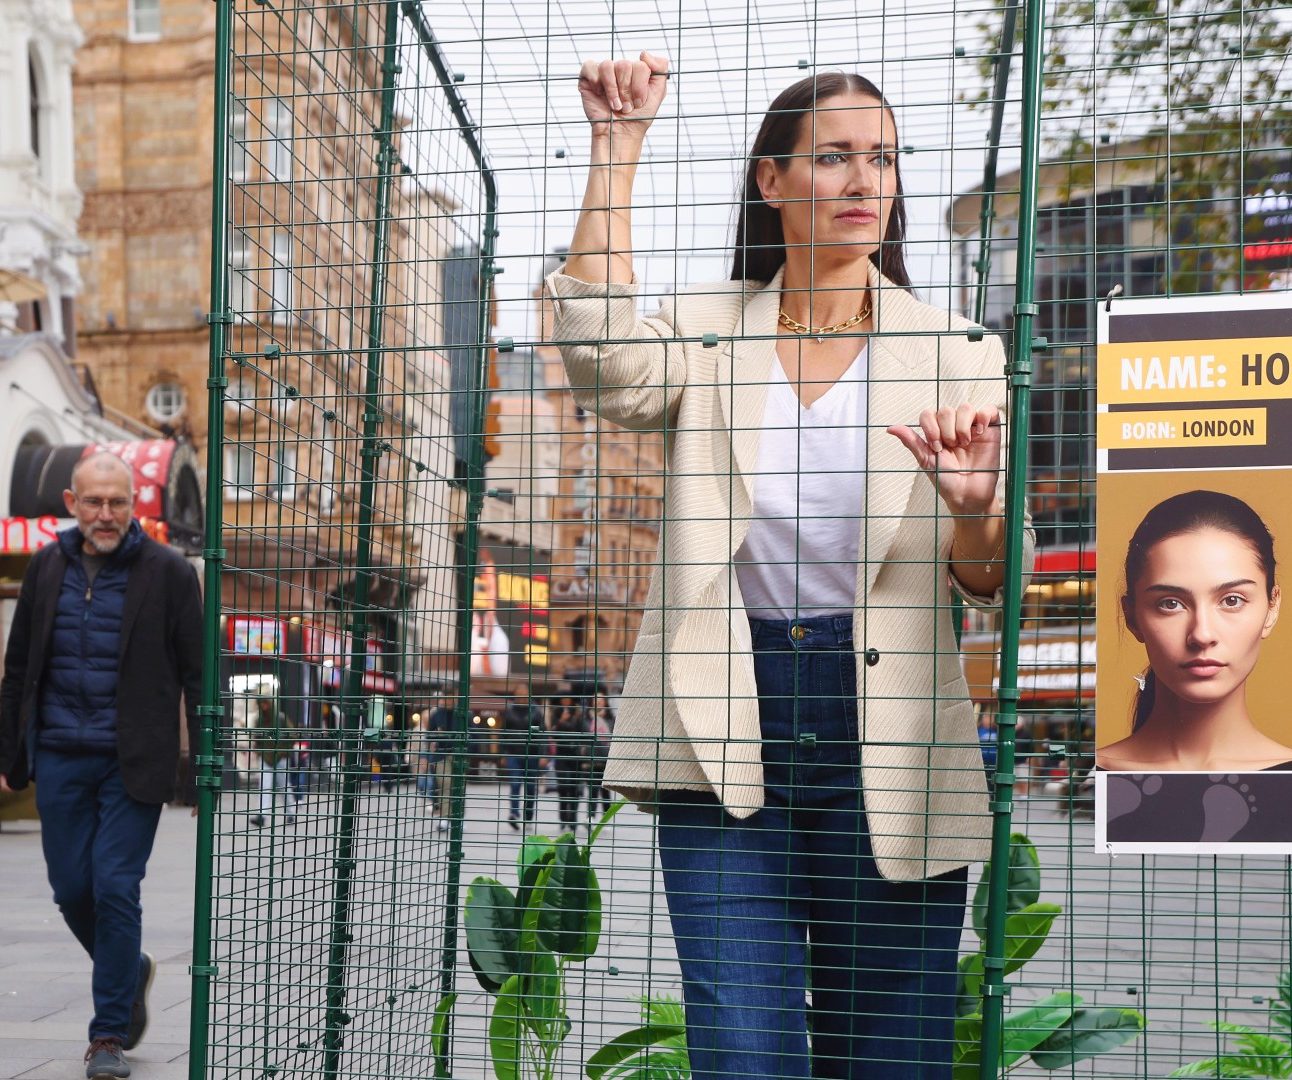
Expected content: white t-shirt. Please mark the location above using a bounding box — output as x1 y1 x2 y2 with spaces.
734 348 868 619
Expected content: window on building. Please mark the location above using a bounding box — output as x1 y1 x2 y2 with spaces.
265 98 294 182
270 445 296 502
28 53 41 160
318 432 337 515
229 101 249 183
224 443 256 499
145 382 186 422
128 0 162 39
230 229 253 317
270 232 292 320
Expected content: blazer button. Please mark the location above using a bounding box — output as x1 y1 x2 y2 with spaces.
864 648 880 667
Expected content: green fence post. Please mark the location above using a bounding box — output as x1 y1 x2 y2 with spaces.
403 8 500 1071
977 0 1045 1076
187 0 234 1074
321 2 404 1074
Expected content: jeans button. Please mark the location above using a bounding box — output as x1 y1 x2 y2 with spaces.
790 624 807 641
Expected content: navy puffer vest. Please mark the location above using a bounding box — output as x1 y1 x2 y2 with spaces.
37 522 144 752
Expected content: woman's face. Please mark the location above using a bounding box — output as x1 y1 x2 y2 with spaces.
756 91 898 265
1123 527 1281 710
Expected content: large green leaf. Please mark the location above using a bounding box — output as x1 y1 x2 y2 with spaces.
588 799 627 848
536 834 602 959
586 1024 690 1079
600 1052 692 1080
1001 991 1080 1068
465 877 521 993
1003 902 1061 976
517 848 557 930
520 834 557 878
430 992 456 1078
956 952 984 1017
953 1012 982 1080
522 948 569 1050
1030 1006 1146 1070
488 977 526 1080
973 833 1042 939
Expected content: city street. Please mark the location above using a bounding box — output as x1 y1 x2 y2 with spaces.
2 779 1290 1078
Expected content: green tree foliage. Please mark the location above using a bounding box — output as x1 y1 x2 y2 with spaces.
967 0 1291 292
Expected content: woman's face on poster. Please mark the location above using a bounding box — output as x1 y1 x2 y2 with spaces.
1123 527 1281 709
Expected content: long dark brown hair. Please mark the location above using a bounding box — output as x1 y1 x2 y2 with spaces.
1124 490 1277 732
730 72 912 289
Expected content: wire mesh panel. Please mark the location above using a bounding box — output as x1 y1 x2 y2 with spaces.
193 1 1292 1078
193 1 489 1076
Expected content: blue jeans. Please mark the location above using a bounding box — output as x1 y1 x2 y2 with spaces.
417 753 443 799
657 615 968 1080
504 755 540 821
34 747 162 1043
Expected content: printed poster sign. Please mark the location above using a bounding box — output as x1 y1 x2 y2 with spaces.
1095 292 1292 854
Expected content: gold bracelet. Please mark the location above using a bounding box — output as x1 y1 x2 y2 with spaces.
951 532 1006 571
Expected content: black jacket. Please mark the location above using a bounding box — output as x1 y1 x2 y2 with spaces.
0 529 204 804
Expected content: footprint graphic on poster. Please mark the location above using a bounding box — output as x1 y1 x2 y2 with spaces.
1104 773 1163 823
1199 775 1258 842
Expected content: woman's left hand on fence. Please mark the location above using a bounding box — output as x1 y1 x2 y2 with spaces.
886 403 1002 515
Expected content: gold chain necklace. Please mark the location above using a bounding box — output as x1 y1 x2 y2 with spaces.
777 295 872 343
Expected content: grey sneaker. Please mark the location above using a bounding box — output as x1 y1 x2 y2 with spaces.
123 951 155 1050
85 1038 130 1079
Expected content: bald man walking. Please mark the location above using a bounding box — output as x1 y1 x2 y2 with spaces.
0 452 203 1078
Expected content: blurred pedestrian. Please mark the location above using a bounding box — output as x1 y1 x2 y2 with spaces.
249 696 299 827
587 694 616 818
550 699 593 832
415 694 455 833
0 451 202 1078
499 696 546 828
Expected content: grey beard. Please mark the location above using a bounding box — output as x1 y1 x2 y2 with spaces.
85 527 126 554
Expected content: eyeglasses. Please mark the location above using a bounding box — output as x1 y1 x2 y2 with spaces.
77 496 133 512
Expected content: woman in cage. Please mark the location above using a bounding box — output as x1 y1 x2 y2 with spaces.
545 54 1032 1078
1100 490 1292 773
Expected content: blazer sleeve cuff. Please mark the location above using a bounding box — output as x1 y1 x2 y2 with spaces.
947 529 1035 609
544 270 644 343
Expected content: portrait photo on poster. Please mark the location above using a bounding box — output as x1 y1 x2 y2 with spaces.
1095 473 1292 850
1095 292 1292 853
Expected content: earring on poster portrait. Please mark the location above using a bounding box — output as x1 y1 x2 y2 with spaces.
1133 670 1147 692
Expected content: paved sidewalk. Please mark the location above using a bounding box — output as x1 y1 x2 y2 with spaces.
0 809 196 1080
3 780 1290 1079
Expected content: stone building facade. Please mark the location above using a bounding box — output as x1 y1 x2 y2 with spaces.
67 0 470 691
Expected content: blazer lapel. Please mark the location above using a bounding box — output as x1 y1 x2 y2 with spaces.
861 263 932 596
716 269 782 513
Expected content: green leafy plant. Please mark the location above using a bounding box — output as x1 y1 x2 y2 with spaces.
954 833 1145 1078
1170 970 1292 1077
462 802 689 1080
586 995 689 1080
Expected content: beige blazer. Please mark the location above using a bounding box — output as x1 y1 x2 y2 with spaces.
545 262 1034 881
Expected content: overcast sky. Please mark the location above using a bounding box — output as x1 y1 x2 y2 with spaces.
422 0 1022 340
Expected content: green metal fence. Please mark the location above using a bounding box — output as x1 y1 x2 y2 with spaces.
190 1 1292 1077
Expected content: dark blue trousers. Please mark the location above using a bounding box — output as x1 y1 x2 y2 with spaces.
34 747 161 1042
504 755 540 821
657 615 968 1079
